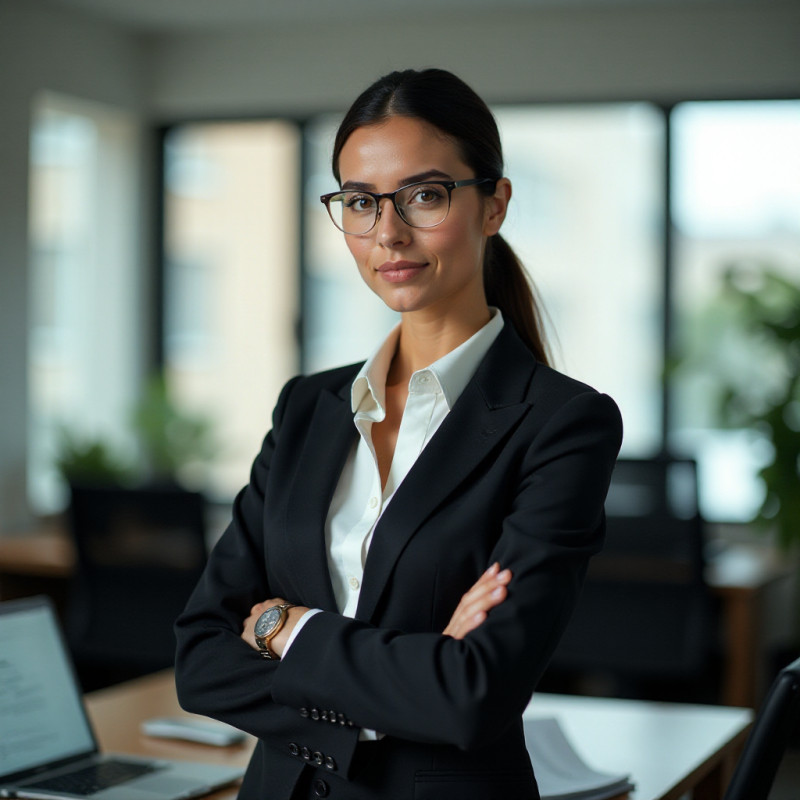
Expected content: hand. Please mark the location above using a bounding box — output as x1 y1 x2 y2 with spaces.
241 598 309 658
443 562 511 639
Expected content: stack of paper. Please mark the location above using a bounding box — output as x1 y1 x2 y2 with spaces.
525 717 634 800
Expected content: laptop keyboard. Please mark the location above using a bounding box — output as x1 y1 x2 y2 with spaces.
25 759 159 796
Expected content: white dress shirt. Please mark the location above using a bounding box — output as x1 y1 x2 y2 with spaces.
282 310 504 737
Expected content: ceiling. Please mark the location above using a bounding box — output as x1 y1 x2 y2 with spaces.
47 0 748 32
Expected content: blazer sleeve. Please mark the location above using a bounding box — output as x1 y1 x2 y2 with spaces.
174 376 361 773
269 389 622 751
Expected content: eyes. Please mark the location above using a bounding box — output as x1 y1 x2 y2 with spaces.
322 178 492 234
406 184 447 206
343 183 447 214
343 193 377 214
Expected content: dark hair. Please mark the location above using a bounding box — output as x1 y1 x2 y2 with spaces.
332 68 551 364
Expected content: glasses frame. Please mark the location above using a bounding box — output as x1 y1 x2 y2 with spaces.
320 177 497 235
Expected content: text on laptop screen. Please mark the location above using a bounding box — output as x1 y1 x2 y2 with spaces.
0 603 95 777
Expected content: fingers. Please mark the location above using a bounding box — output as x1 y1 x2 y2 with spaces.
463 563 510 605
443 563 512 639
457 568 510 626
250 598 287 615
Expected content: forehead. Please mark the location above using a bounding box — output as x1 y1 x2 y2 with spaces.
337 116 470 187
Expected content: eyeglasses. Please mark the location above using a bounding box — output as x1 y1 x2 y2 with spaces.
320 178 496 235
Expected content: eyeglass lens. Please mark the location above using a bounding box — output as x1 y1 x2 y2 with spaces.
327 183 452 234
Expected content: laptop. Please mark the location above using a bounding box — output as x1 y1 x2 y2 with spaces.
0 596 245 800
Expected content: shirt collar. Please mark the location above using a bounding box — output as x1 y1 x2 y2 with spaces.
351 309 504 419
351 326 400 421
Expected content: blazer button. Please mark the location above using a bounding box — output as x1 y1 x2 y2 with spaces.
301 746 311 761
320 710 328 721
312 751 323 765
288 742 299 757
337 713 346 726
312 778 330 798
310 708 320 721
328 710 337 724
324 755 337 771
299 707 310 718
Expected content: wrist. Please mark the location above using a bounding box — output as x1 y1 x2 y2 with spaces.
267 605 309 659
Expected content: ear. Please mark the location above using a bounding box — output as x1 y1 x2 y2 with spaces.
482 178 511 237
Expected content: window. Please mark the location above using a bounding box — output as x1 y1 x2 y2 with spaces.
497 104 664 456
670 100 800 521
159 98 800 525
28 94 142 513
162 121 301 498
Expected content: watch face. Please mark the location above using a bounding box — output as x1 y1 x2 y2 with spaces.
255 607 282 638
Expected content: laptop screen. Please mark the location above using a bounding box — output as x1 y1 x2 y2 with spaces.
0 597 96 780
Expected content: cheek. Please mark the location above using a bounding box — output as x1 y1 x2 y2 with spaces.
345 236 372 270
433 218 484 265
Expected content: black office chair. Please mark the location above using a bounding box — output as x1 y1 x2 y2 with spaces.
65 483 207 690
723 654 800 800
547 457 714 695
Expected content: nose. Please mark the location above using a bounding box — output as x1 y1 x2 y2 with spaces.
375 198 411 246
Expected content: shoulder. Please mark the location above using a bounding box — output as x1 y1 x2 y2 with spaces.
528 361 604 406
486 323 617 409
488 324 622 438
525 363 623 458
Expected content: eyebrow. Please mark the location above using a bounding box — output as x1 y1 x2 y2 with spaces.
340 169 454 191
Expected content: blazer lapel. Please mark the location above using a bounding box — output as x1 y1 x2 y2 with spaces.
284 381 357 612
355 326 538 622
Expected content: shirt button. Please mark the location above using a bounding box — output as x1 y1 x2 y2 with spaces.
420 374 430 383
368 496 378 509
348 576 360 590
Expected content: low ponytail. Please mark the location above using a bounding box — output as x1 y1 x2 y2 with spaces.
484 234 551 366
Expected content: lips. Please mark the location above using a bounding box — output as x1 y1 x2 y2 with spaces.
376 260 428 283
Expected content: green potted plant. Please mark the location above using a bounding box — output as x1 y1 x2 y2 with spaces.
55 373 216 492
131 374 217 488
55 430 134 487
679 263 800 550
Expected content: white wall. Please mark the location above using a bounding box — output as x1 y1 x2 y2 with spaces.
147 3 800 118
0 0 149 528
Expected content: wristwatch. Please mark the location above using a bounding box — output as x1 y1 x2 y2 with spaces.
254 603 296 660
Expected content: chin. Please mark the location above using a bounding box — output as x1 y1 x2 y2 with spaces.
380 293 433 315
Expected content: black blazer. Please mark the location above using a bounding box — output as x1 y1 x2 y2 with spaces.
174 323 623 800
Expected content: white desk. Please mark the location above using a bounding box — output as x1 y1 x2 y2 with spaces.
85 671 753 800
527 693 753 800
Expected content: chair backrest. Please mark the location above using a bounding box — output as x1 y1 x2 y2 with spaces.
66 483 207 677
549 457 712 681
724 655 800 800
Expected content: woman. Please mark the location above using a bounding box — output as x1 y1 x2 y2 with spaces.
175 68 623 800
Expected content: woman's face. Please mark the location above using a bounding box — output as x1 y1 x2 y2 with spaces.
336 116 509 320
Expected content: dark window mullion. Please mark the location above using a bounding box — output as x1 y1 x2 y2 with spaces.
661 103 675 454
